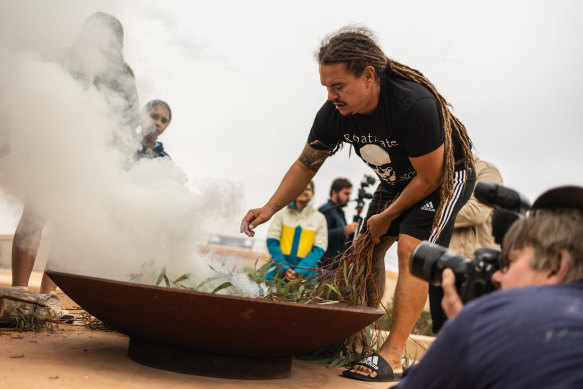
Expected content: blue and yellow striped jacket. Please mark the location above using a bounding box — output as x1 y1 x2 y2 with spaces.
265 202 328 280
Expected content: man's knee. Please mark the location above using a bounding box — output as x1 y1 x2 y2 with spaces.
397 235 420 273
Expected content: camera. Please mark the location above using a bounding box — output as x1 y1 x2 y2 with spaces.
352 175 376 240
353 175 375 219
410 182 531 303
474 182 531 244
356 175 376 203
411 243 500 303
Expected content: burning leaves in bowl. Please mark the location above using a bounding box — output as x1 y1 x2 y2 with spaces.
128 232 395 367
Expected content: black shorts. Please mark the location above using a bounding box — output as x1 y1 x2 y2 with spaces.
361 169 476 247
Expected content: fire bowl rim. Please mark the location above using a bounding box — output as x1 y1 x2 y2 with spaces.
46 269 385 314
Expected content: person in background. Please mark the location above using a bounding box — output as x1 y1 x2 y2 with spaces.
395 186 583 389
429 157 503 331
265 181 328 282
318 178 359 272
136 100 172 159
10 12 139 320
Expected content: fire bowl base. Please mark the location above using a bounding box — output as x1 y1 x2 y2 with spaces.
127 338 292 380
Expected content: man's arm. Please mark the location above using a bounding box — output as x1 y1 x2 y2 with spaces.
266 238 290 273
454 161 503 228
240 143 329 237
453 195 494 229
366 144 444 243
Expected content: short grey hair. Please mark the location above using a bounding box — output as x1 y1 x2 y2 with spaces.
501 209 583 282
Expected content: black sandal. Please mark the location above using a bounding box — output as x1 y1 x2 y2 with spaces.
341 353 402 382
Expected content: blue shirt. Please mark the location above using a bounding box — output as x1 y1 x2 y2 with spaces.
136 141 170 159
396 282 583 389
318 199 351 269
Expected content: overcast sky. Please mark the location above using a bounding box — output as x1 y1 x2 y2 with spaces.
2 0 582 244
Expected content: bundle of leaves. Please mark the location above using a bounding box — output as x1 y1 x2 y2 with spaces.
293 232 390 366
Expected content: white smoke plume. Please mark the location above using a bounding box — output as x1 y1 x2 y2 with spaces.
0 3 254 290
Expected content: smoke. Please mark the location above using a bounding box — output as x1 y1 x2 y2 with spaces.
0 5 251 289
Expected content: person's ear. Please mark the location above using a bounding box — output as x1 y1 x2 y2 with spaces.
548 249 572 283
363 66 376 87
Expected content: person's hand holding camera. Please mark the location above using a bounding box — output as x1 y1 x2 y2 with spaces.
441 268 464 319
344 221 359 236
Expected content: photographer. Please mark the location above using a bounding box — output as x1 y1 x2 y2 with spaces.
396 186 583 389
318 178 359 272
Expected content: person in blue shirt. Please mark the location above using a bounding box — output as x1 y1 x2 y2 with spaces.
318 178 359 272
394 186 583 388
136 100 171 159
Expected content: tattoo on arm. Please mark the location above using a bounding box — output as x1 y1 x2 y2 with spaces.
298 142 332 172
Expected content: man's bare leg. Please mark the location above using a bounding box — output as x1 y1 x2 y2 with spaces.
11 207 68 322
351 234 427 378
366 236 397 307
11 209 43 288
40 272 57 294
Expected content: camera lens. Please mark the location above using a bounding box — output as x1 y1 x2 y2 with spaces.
410 242 472 286
410 242 449 285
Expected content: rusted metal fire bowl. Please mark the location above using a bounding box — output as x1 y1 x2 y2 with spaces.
47 270 384 379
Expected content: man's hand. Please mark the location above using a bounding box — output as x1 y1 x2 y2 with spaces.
240 207 274 237
441 268 464 319
283 268 297 281
366 213 392 244
344 221 359 236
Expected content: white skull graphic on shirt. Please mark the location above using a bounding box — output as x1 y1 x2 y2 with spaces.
360 144 397 183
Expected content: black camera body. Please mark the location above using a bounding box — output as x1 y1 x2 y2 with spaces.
474 182 531 244
411 242 500 303
351 175 376 240
410 182 531 303
354 174 375 214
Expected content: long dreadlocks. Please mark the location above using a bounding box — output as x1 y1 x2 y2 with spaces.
316 26 475 230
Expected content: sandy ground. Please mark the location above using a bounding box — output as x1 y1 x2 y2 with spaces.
0 268 420 388
1 326 399 389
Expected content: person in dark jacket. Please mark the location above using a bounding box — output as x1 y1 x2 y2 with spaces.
318 178 358 272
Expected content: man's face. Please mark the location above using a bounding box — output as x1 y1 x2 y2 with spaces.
333 188 352 207
491 246 554 290
319 63 377 115
142 105 170 142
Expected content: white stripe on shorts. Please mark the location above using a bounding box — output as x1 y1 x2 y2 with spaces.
429 170 467 243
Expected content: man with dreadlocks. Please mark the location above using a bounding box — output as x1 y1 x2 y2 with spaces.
241 26 475 382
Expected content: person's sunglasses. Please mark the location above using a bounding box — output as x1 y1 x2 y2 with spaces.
151 113 169 124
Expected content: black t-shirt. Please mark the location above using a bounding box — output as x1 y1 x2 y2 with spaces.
308 76 465 193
